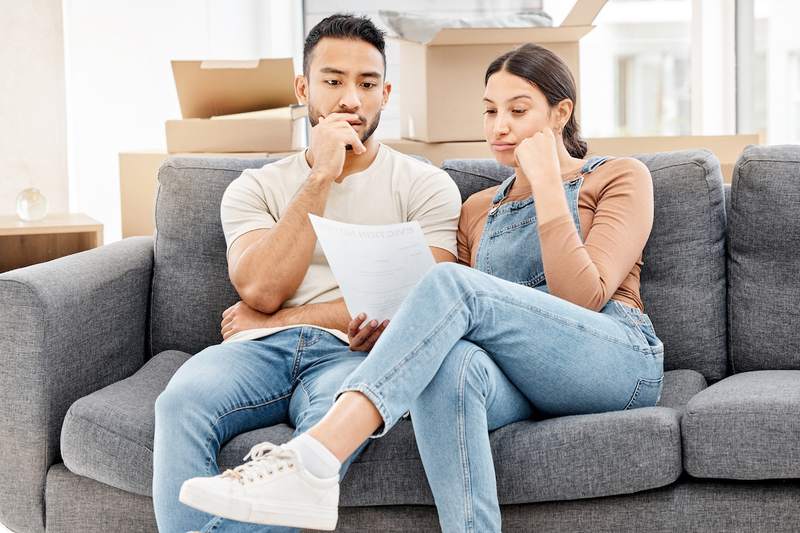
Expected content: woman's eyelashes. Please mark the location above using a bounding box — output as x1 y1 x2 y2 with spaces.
483 108 528 116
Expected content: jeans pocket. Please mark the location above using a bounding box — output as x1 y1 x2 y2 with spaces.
612 302 664 356
624 376 663 410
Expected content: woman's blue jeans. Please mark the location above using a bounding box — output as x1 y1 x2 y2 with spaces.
337 262 664 532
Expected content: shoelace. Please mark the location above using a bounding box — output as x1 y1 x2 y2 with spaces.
221 442 298 484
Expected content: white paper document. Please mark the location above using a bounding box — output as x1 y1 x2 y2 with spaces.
309 214 435 323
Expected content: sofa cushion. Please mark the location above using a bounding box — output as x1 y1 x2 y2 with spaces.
150 157 274 357
443 151 728 381
682 370 800 479
60 350 191 495
441 159 513 202
60 351 704 504
728 145 800 371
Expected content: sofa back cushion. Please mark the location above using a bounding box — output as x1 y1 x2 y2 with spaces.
150 157 273 356
443 150 728 381
151 150 729 383
728 145 800 371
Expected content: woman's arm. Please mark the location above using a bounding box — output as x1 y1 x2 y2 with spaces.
538 158 654 311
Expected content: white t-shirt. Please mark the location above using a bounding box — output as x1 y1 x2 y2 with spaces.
219 143 462 344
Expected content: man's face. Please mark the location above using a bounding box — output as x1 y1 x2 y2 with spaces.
296 37 390 144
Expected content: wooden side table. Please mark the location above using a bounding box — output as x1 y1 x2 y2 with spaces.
0 213 103 273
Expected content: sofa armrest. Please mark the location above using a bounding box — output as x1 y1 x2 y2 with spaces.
0 236 153 533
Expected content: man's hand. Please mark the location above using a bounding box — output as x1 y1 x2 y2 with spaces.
221 300 276 341
308 113 366 180
347 313 389 352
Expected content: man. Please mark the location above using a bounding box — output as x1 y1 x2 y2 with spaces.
152 13 461 533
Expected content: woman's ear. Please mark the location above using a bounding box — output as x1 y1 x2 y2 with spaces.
555 98 574 129
295 75 308 105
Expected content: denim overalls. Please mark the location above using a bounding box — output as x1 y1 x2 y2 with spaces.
473 155 664 359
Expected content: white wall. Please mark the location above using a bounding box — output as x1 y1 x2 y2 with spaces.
62 0 303 244
0 0 69 216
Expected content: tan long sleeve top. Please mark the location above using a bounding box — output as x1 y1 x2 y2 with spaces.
457 157 654 312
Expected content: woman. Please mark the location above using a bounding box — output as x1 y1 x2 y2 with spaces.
181 43 664 532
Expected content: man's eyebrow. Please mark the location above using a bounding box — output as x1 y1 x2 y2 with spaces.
319 67 382 79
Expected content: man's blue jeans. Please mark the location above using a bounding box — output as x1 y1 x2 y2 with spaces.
337 263 665 532
152 327 366 533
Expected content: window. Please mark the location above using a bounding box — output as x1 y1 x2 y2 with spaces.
738 0 800 144
574 0 692 138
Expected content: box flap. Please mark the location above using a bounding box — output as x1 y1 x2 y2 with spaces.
562 0 608 26
210 104 307 121
172 58 297 118
421 26 593 46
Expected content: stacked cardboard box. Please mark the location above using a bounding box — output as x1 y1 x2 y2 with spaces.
393 0 607 142
120 58 306 238
165 57 306 153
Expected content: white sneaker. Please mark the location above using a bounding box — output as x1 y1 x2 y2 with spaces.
179 442 339 530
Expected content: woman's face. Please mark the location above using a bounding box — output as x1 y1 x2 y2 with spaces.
482 69 557 167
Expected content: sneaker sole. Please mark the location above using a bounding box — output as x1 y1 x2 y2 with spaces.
179 482 337 531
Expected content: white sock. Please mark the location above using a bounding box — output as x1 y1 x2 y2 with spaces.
284 433 341 479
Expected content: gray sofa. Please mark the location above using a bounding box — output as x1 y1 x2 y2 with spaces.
1 145 799 533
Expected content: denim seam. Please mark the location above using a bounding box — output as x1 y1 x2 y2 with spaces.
458 348 477 532
472 290 642 352
204 391 293 471
293 378 313 427
624 379 643 411
624 376 663 410
291 329 307 379
486 217 536 237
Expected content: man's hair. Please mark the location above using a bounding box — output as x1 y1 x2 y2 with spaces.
303 13 386 76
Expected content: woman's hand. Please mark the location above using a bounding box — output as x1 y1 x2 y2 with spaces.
514 127 561 189
221 301 275 340
347 313 389 352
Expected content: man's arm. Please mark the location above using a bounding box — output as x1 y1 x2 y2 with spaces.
222 247 455 341
227 175 333 314
227 114 366 314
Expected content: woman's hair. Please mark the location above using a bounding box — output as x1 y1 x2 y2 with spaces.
485 43 587 158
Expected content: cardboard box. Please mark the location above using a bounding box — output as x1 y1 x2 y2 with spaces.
395 0 607 143
382 138 491 166
119 151 297 238
165 58 307 153
381 134 761 182
585 134 762 183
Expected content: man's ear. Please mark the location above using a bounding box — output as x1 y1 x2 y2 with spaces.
381 81 392 109
295 74 308 105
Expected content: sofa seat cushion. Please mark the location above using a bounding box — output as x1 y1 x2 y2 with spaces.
61 350 704 504
682 370 800 479
60 350 191 496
